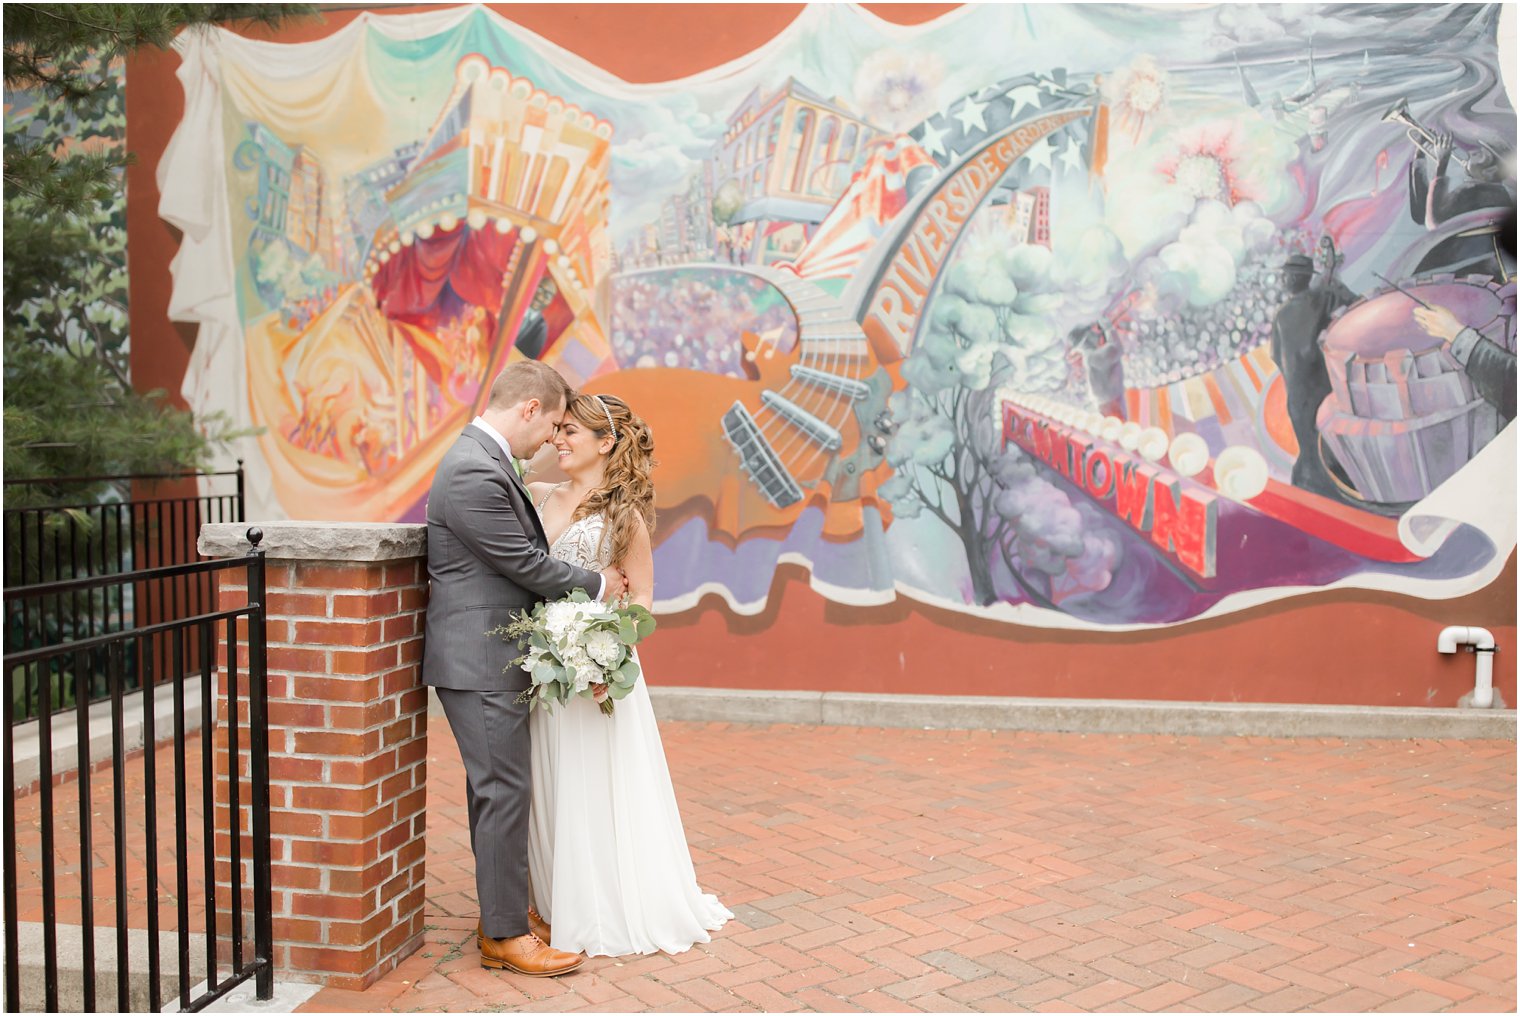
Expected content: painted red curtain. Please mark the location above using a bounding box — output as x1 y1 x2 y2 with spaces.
371 222 520 332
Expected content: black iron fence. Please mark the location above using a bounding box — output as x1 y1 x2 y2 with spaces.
3 467 244 723
2 532 272 1011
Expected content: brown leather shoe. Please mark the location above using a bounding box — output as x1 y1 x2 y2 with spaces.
479 932 584 977
527 906 551 944
479 911 553 947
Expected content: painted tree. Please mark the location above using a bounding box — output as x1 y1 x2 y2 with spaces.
3 3 313 500
710 179 744 226
879 243 1122 608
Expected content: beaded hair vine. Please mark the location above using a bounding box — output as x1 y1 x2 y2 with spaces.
592 394 618 441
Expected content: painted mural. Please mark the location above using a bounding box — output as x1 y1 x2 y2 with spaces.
160 4 1517 629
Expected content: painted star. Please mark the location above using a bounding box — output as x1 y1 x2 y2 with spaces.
917 119 952 159
1004 82 1045 120
1035 75 1064 95
1021 136 1056 172
953 96 990 135
1059 136 1087 173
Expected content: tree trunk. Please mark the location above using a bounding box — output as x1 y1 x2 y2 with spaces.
963 531 999 606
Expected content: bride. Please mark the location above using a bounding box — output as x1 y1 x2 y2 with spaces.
524 391 732 957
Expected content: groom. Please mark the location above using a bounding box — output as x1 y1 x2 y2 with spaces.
423 360 627 976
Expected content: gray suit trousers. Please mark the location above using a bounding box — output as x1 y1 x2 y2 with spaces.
435 687 531 939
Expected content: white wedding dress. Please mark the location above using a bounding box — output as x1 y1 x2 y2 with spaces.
527 509 732 957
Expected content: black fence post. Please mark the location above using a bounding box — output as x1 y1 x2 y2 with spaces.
245 528 274 1001
2 635 17 1013
235 460 246 524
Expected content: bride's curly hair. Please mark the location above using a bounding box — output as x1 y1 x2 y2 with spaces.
565 392 656 567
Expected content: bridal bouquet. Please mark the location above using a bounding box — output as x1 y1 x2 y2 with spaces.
491 589 656 715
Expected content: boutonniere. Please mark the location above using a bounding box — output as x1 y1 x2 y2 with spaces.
512 458 527 480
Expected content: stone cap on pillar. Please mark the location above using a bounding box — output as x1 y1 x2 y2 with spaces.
199 521 427 562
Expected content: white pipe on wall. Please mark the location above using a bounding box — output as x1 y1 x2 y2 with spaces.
1437 626 1498 708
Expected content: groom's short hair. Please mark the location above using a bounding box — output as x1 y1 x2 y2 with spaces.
487 361 571 412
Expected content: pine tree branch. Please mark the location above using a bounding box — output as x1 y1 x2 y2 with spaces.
83 318 134 388
0 173 53 203
13 3 133 41
3 3 308 484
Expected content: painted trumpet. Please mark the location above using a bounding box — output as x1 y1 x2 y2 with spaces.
1382 98 1474 172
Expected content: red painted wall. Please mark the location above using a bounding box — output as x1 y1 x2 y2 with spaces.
638 559 1517 708
125 4 1516 709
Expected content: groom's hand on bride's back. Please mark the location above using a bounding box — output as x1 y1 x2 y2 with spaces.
599 566 629 600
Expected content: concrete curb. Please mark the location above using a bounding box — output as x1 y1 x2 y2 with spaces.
596 687 1518 740
427 685 1517 738
11 676 205 792
189 977 321 1013
8 922 205 1013
425 685 1519 739
6 922 320 1014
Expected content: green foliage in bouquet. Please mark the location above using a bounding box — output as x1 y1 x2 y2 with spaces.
490 589 657 716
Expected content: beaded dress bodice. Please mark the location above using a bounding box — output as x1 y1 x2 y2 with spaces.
539 487 613 572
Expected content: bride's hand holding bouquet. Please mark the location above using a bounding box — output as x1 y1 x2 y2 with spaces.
491 588 656 715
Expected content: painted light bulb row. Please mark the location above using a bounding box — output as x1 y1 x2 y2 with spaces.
1000 392 1269 499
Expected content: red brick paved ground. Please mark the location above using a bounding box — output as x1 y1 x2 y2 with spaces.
293 721 1516 1013
14 731 212 934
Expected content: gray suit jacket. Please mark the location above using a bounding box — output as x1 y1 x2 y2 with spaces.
422 425 600 691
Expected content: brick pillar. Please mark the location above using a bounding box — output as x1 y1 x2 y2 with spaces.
200 521 429 990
